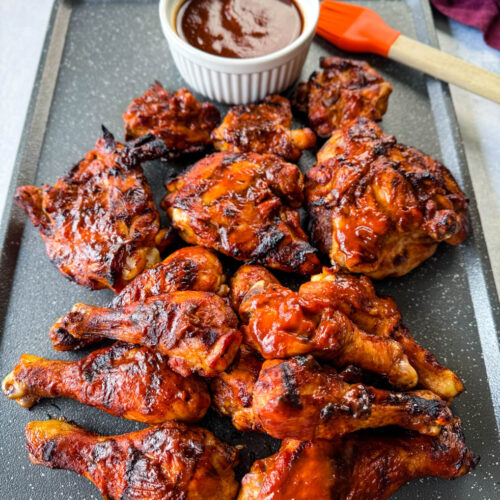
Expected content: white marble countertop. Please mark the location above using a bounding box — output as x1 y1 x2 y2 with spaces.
1 0 499 287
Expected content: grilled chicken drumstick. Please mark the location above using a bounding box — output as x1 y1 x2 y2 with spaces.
240 278 416 389
110 245 229 307
293 57 392 137
162 152 320 275
212 354 451 440
239 419 478 500
254 356 451 440
15 128 170 291
51 291 241 377
211 345 265 433
26 419 239 500
211 94 316 162
50 246 228 351
2 342 210 424
123 82 220 157
232 262 463 400
306 118 469 278
304 267 464 400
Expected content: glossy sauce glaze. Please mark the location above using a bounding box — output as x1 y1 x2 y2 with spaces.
175 0 303 59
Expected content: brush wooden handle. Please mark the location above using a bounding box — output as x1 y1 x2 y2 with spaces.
388 35 500 103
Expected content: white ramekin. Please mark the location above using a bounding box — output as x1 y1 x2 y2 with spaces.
159 0 320 104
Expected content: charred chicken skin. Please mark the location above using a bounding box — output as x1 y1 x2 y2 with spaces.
239 419 478 500
51 291 241 377
162 152 320 275
50 245 229 351
15 128 170 292
2 342 210 424
26 419 239 500
253 356 452 440
236 265 416 389
293 57 392 137
306 118 470 278
210 345 264 433
123 82 220 157
211 94 316 162
212 354 451 440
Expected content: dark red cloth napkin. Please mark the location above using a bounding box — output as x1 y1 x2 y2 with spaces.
431 0 500 49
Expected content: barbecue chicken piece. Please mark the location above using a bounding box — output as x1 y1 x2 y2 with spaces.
26 419 239 500
50 245 229 351
2 342 210 424
239 419 478 500
212 353 451 440
211 94 316 162
306 118 469 278
210 345 264 433
293 57 392 137
124 82 220 157
237 266 417 389
51 292 241 377
305 267 464 400
253 356 452 440
230 264 280 310
162 152 320 274
15 128 170 291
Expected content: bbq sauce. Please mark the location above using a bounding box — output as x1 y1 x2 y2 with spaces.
175 0 303 59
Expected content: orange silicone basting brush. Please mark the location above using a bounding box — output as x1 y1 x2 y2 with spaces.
317 0 500 103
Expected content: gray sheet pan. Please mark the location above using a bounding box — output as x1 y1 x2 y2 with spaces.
0 0 499 498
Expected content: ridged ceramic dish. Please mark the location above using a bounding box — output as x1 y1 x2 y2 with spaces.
159 0 320 104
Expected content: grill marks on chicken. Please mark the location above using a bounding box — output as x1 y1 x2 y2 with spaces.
306 118 470 278
50 245 229 352
293 57 392 137
238 419 478 500
15 129 169 292
26 419 239 500
211 94 316 162
51 292 241 377
124 82 220 157
2 342 210 424
162 152 320 275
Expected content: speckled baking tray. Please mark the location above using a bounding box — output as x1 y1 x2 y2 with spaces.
0 0 499 498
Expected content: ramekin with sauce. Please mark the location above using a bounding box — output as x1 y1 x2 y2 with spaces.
159 0 320 104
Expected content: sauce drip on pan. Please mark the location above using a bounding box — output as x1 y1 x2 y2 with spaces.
175 0 303 59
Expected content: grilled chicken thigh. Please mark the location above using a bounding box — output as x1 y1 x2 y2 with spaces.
211 94 316 162
2 342 210 424
51 291 241 377
306 118 469 278
293 57 392 137
50 245 229 351
15 128 169 291
124 83 220 157
26 419 239 500
239 419 477 500
162 152 320 274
